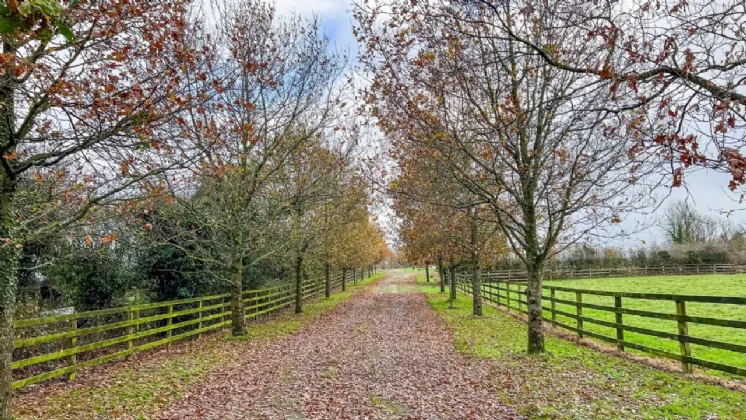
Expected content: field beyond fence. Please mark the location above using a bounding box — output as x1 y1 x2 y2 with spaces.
13 269 373 389
483 264 746 282
456 271 746 379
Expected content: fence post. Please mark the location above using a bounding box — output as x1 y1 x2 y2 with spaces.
676 300 693 374
127 309 139 358
496 282 502 306
223 295 230 324
550 288 556 324
127 310 133 356
68 319 77 381
576 292 583 338
166 304 174 350
506 282 511 311
615 296 624 351
198 299 203 339
518 284 523 313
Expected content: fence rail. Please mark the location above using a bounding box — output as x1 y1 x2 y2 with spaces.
455 274 746 378
479 264 746 282
12 268 368 389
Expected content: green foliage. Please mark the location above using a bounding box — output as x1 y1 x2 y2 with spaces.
0 0 75 43
40 245 144 311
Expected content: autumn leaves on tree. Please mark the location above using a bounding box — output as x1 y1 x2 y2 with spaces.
0 0 744 417
0 1 387 417
355 0 745 354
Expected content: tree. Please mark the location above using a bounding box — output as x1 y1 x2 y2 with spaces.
0 1 212 415
393 160 471 302
659 200 720 244
151 1 346 336
355 1 658 352
275 134 358 313
312 171 370 298
392 149 507 314
330 212 387 287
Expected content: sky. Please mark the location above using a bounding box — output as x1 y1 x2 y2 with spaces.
272 0 746 249
274 0 358 53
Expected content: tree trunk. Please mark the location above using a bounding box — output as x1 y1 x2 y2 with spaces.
469 208 483 316
0 38 17 420
295 254 303 313
0 248 17 420
471 265 482 316
341 268 347 291
437 258 445 293
230 259 246 336
353 268 357 285
324 262 331 298
449 265 457 308
0 202 18 420
526 263 545 353
425 265 430 282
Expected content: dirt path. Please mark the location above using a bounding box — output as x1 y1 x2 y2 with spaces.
160 272 521 419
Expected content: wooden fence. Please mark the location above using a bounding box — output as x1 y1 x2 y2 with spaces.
13 269 367 389
455 274 746 377
480 264 746 282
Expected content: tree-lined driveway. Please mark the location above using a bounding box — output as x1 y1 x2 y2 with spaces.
160 272 520 419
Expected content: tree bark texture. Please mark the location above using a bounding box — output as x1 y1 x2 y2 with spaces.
295 254 303 313
324 262 331 298
230 259 247 336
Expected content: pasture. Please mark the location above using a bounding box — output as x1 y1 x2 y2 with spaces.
544 274 746 377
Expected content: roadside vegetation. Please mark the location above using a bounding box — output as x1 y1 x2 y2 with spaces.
418 276 746 419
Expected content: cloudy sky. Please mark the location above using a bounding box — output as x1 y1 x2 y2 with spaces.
274 0 358 52
272 0 746 249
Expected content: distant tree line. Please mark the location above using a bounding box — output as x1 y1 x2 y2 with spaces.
487 200 746 271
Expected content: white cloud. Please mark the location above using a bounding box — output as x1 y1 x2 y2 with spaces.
273 0 350 15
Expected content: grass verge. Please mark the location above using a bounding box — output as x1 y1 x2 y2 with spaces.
418 276 746 419
15 273 384 420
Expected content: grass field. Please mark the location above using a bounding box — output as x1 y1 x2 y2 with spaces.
540 275 746 377
417 274 746 419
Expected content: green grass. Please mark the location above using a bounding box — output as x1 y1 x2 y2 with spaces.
15 275 383 420
420 281 746 419
538 275 746 376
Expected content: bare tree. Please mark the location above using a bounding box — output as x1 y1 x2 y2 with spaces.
660 200 722 244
